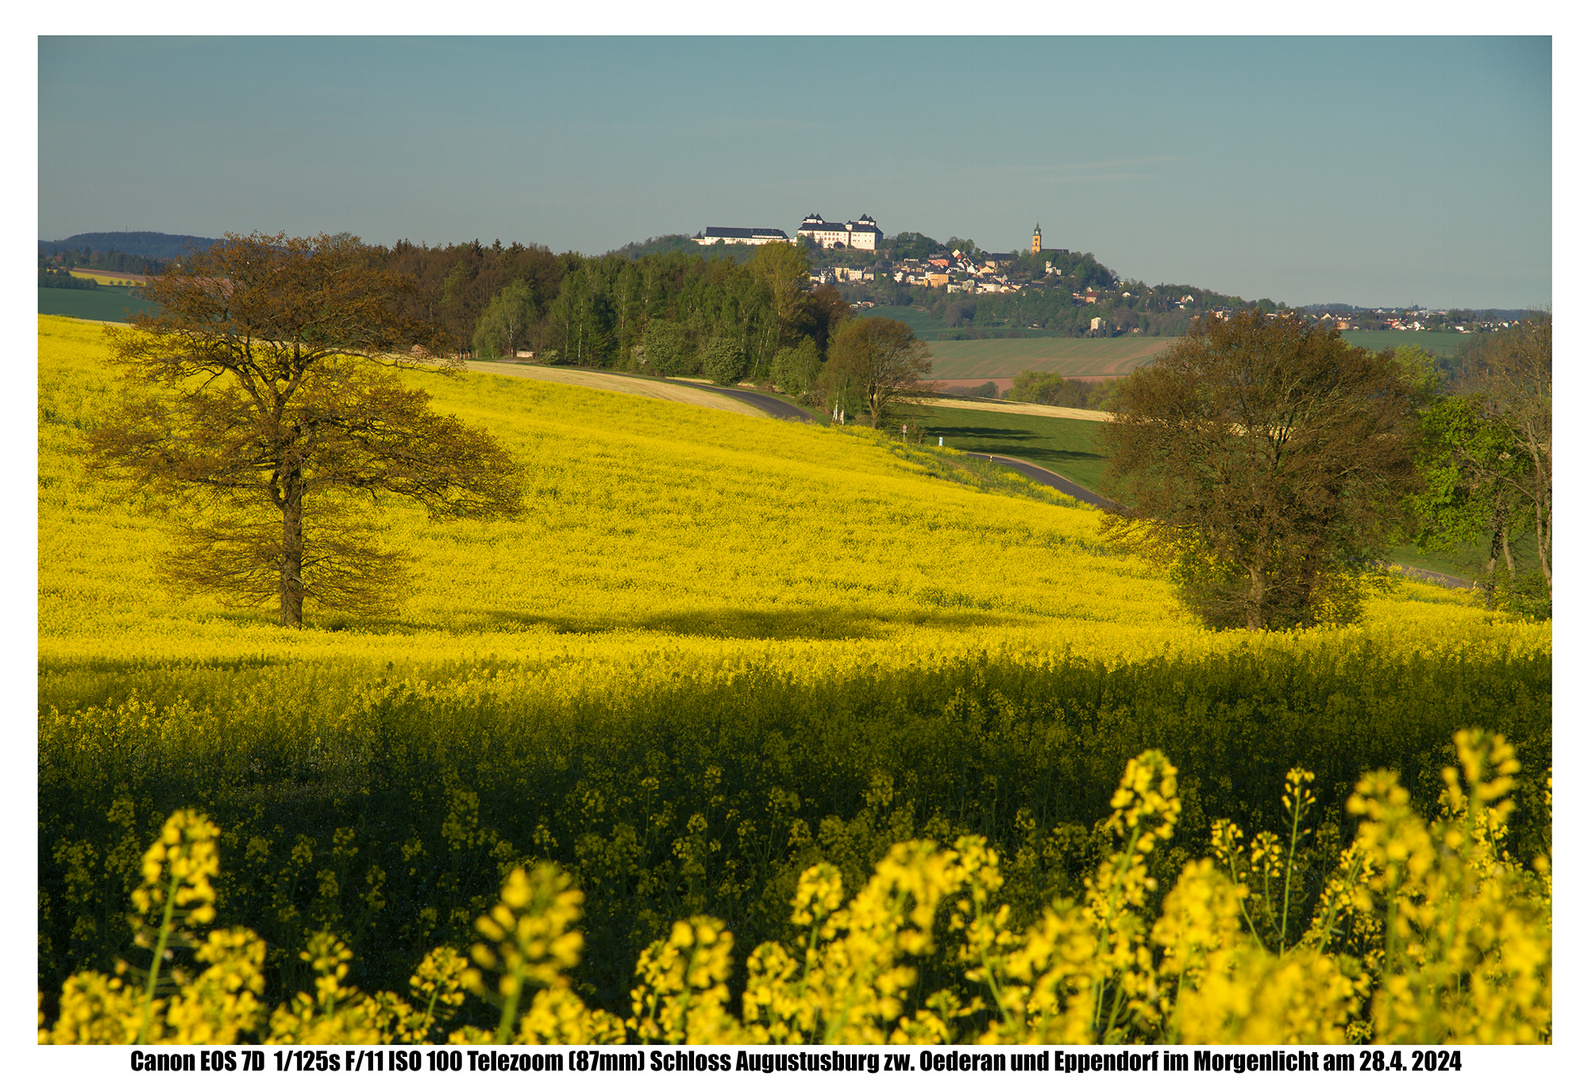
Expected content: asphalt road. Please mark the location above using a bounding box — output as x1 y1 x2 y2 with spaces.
677 381 815 421
962 452 1122 512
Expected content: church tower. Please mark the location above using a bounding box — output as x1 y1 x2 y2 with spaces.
1032 224 1042 254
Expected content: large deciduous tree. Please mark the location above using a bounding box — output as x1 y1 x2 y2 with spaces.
822 317 934 429
90 232 525 629
1099 310 1420 631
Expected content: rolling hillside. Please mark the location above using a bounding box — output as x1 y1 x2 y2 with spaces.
37 314 1548 1034
923 329 1470 381
39 230 222 259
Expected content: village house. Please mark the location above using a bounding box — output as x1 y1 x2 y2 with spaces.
812 266 876 285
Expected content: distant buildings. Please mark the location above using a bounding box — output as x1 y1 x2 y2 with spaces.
690 214 1087 299
1032 224 1069 258
692 213 884 251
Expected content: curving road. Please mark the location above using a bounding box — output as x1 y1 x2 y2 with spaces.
962 452 1122 512
672 380 816 421
1387 564 1474 590
961 452 1474 592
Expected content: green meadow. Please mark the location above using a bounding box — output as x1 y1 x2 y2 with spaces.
1341 330 1470 357
911 405 1114 496
37 285 159 323
917 399 1538 586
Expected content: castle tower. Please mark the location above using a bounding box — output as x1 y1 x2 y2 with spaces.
1032 224 1042 254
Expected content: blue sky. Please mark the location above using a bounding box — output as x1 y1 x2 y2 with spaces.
37 35 1551 309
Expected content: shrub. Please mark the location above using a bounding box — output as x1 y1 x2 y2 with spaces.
702 335 747 387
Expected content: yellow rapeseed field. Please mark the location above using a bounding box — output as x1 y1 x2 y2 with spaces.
36 314 1552 1044
38 314 1537 684
63 269 147 286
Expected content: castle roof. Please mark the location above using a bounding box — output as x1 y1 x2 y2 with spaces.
702 226 790 240
797 215 881 236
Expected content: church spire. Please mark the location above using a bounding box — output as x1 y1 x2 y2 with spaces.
1032 224 1042 254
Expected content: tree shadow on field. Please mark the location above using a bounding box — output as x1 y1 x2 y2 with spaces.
926 422 1107 471
939 424 1042 443
453 604 1021 641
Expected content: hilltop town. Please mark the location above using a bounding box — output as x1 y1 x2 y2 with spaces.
681 214 1528 342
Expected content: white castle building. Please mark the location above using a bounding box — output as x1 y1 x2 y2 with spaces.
693 226 793 247
795 213 881 251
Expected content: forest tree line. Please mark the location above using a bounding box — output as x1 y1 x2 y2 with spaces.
38 268 101 290
38 246 166 275
368 239 857 400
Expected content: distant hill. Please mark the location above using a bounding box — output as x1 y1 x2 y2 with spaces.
39 231 223 260
606 234 698 259
606 234 759 264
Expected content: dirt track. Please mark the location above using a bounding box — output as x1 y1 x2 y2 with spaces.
463 362 767 417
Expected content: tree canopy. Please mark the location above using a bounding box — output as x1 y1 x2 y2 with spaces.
473 279 538 359
1469 316 1551 605
1099 311 1421 631
90 232 525 628
1409 314 1551 612
1004 370 1109 411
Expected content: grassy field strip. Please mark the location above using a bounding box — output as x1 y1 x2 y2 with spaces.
924 330 1469 380
925 337 1175 379
462 360 766 417
1340 329 1467 357
913 397 1111 422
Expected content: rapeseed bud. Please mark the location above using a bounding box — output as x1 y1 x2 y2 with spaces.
628 916 740 1043
127 809 220 1043
267 931 381 1044
466 864 585 1043
160 928 267 1044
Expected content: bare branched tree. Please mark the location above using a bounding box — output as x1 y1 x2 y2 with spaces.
89 232 525 628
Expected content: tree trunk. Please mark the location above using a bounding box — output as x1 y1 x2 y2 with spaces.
279 466 306 629
1246 564 1266 632
1535 495 1551 601
1485 521 1502 609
